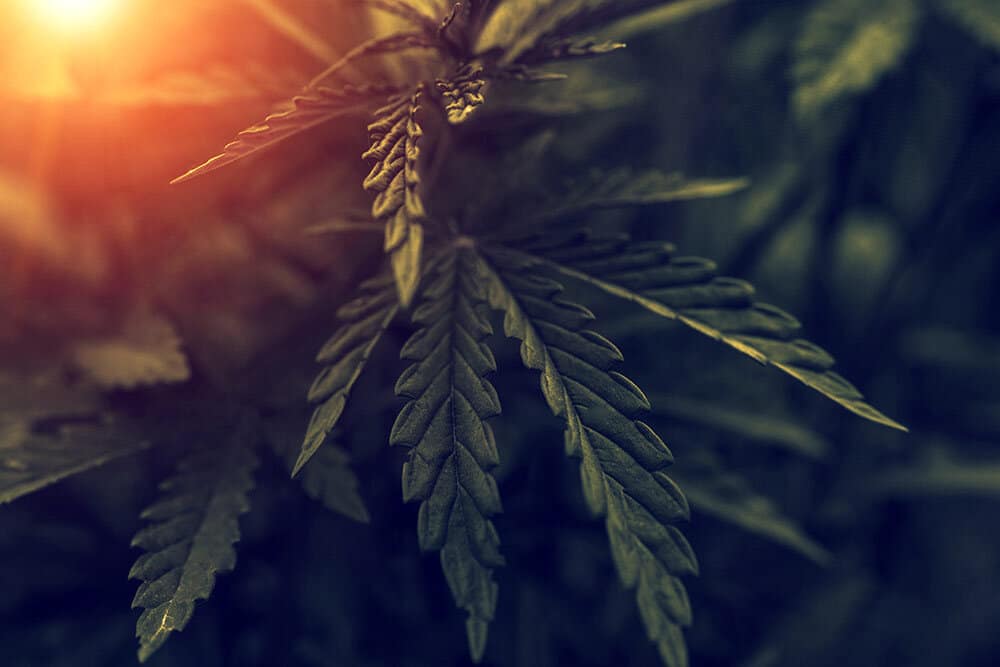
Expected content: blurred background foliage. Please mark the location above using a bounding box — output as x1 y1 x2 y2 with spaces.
2 0 1000 665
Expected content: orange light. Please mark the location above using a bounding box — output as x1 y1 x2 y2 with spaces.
29 0 121 31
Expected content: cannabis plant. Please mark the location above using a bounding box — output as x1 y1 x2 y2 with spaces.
2 1 926 665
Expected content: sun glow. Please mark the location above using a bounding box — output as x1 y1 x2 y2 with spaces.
29 0 121 31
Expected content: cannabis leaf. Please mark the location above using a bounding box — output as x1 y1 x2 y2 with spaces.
89 2 919 665
793 0 919 120
261 398 370 523
129 430 258 661
0 370 102 430
502 170 749 233
479 248 696 667
171 83 402 183
496 232 905 431
602 0 738 41
868 448 1000 499
297 438 371 523
1 423 148 505
361 0 442 31
437 64 488 124
390 247 504 662
299 273 399 474
70 311 190 390
477 0 668 65
363 90 428 308
649 394 831 460
307 31 439 88
0 371 148 504
675 451 831 565
523 36 627 64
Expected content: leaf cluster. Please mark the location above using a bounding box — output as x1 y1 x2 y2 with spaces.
12 1 981 665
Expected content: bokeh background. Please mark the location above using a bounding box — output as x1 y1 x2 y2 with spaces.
2 1 1000 666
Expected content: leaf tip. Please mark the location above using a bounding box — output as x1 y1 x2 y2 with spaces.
290 452 311 478
466 617 489 663
137 642 157 663
886 418 909 433
169 166 205 186
170 154 229 185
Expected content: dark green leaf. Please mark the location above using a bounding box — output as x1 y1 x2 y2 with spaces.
0 371 148 504
502 236 906 431
648 394 831 460
675 451 830 564
363 90 427 307
299 440 370 523
0 423 149 505
478 0 713 65
129 427 258 662
504 170 748 234
479 248 695 667
171 83 401 184
300 272 399 475
390 247 504 662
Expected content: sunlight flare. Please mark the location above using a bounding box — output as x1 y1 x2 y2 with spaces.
29 0 121 31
